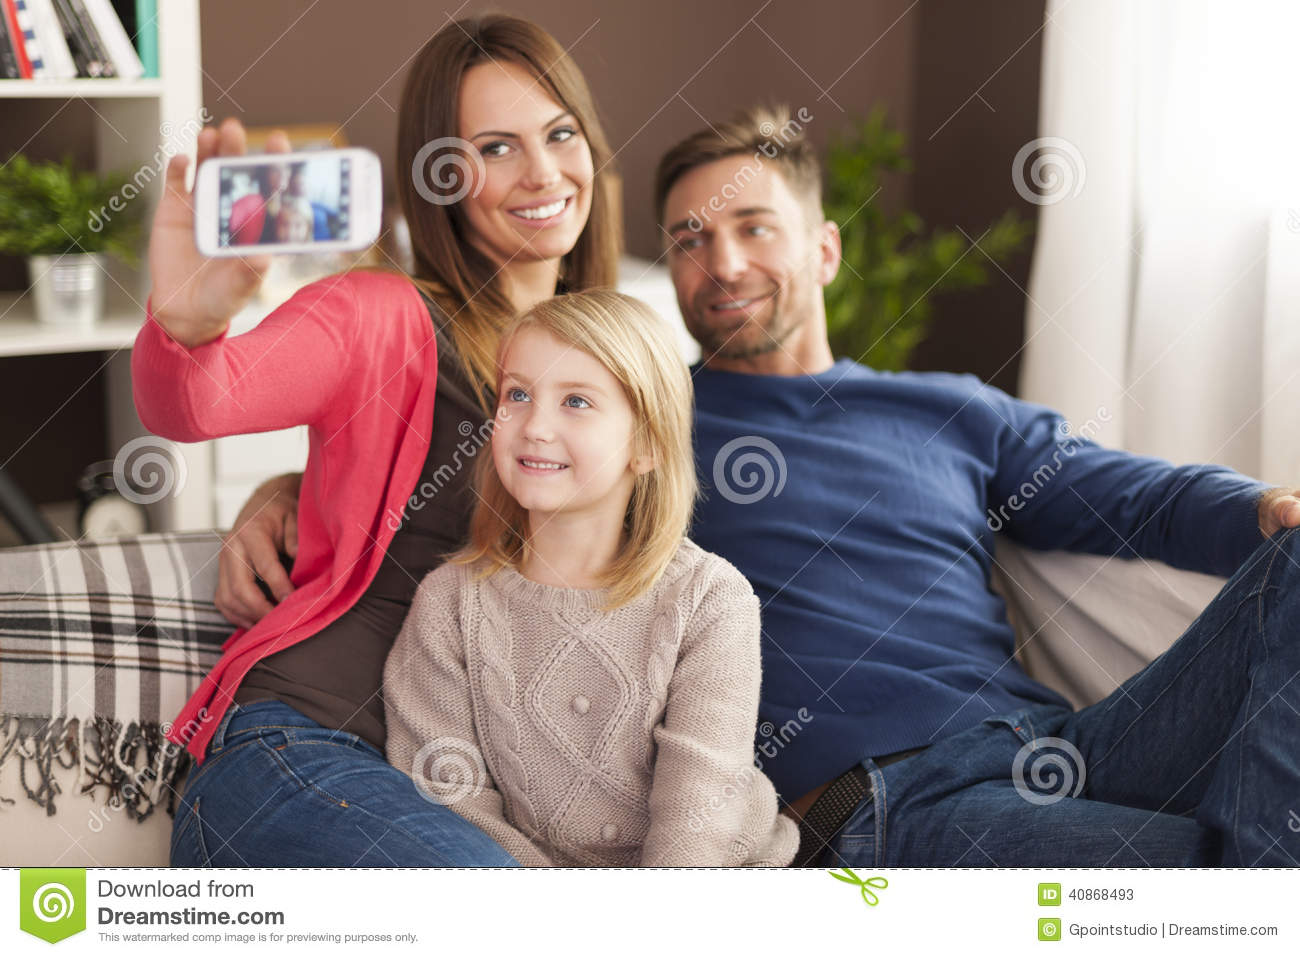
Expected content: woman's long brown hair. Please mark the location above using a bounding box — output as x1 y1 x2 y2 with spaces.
395 14 622 411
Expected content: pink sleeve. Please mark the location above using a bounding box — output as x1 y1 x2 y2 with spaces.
131 273 361 441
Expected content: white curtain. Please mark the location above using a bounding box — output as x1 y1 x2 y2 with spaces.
1020 0 1300 485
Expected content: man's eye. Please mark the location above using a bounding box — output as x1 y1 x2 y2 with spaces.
748 225 772 236
676 236 703 250
564 395 591 409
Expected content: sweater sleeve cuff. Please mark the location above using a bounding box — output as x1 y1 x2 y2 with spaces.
1218 479 1271 575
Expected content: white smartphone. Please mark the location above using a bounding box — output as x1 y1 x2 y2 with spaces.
193 148 382 257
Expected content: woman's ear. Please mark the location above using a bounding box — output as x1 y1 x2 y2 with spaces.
631 451 656 476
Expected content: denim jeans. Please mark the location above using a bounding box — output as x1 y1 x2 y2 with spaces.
819 527 1300 868
169 699 519 867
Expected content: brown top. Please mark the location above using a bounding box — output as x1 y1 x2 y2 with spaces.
233 293 487 750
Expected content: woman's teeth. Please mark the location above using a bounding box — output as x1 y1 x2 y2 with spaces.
512 199 567 220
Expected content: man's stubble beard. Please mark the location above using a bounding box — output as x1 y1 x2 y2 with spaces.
685 279 809 361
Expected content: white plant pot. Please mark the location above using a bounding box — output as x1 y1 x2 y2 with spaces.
26 253 105 329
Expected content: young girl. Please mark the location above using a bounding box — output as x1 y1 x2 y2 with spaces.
383 290 798 867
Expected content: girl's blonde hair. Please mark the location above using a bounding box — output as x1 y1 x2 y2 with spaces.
455 290 697 609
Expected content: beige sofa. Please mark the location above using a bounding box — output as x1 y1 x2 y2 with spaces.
0 532 1225 866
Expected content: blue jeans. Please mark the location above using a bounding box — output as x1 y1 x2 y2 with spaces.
169 699 519 867
820 528 1300 868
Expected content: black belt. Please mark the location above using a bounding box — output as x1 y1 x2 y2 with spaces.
792 746 928 867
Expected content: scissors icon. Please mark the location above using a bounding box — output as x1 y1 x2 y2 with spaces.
828 868 888 906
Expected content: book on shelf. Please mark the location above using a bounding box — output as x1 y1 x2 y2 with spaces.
66 0 117 77
0 6 19 78
0 0 34 77
50 0 103 76
22 0 76 79
1 0 156 81
127 0 156 78
13 0 50 77
83 0 142 78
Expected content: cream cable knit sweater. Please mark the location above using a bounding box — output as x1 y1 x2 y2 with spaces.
383 538 798 867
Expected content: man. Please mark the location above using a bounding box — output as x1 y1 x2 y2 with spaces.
221 105 1300 868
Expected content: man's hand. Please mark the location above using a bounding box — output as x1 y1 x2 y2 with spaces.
1258 486 1300 538
215 472 303 629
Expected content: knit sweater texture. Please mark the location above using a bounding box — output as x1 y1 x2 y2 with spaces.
383 538 799 867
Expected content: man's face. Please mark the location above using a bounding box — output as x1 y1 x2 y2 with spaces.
662 157 835 365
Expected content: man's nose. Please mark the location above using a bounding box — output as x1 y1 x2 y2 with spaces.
707 232 748 284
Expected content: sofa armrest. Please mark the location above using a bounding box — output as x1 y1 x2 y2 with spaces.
993 536 1226 708
0 530 229 864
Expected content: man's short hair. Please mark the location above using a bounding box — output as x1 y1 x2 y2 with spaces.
653 103 822 228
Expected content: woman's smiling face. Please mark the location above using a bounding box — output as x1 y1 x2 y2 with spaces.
456 59 595 269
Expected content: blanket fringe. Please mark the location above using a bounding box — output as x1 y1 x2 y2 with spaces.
0 715 190 820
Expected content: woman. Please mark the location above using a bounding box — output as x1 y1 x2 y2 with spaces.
139 14 621 866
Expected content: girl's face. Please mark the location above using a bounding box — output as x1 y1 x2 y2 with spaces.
456 60 595 269
492 326 651 525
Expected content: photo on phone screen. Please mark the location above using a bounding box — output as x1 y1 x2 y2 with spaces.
217 154 352 249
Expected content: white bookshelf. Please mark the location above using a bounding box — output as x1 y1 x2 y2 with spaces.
0 78 165 98
0 0 211 533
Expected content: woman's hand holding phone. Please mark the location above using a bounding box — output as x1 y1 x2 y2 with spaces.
148 118 291 348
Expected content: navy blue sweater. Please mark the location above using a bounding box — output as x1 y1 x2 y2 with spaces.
689 359 1269 800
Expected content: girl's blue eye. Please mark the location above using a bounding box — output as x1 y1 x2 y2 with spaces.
507 387 530 402
564 395 591 409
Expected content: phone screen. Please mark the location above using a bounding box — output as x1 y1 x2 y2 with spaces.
217 154 352 249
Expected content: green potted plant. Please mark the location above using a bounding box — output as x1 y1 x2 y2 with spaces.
0 154 144 329
823 109 1033 370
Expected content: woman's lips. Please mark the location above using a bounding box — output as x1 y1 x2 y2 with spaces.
506 196 573 228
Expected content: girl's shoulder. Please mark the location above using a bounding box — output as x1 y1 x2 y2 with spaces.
666 538 758 611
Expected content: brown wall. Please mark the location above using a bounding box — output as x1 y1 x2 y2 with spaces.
0 0 1044 511
196 0 920 258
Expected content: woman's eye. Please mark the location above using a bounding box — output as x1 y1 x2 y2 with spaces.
549 126 578 143
506 387 530 402
481 141 511 158
563 395 591 409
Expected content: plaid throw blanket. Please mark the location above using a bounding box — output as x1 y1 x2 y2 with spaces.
0 531 230 819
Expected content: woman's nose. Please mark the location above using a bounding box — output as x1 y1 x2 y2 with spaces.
521 145 562 191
